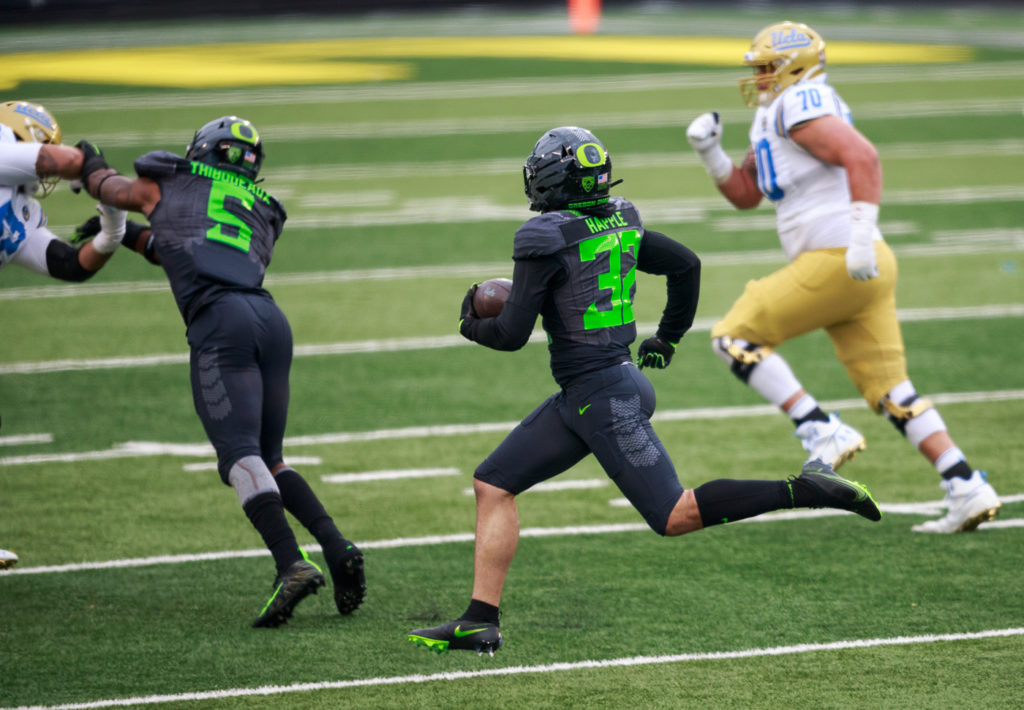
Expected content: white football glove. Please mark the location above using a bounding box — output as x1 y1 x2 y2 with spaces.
90 203 126 255
846 201 880 281
686 111 733 184
686 111 723 152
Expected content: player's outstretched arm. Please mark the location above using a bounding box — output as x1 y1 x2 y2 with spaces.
75 140 161 216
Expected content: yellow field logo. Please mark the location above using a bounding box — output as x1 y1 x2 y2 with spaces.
0 37 972 89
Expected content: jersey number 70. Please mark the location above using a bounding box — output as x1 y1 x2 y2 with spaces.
579 229 640 330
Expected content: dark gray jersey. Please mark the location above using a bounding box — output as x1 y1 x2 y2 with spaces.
135 151 287 324
514 196 642 382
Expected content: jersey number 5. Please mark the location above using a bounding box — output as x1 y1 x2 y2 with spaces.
579 229 640 330
205 181 255 252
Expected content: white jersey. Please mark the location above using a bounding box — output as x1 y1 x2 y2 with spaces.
0 125 59 276
748 75 882 261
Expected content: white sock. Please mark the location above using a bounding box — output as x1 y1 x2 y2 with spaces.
747 353 803 409
786 393 819 421
934 447 966 475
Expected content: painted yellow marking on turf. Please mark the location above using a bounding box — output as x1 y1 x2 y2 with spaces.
0 37 970 89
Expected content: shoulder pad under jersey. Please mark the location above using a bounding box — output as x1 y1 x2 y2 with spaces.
514 212 569 259
134 151 190 180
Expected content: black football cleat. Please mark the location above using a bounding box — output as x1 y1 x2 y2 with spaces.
792 459 882 522
328 540 366 615
408 619 503 656
252 554 325 628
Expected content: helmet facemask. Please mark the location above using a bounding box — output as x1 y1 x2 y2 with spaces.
738 22 826 108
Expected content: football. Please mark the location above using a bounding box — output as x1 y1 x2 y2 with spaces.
473 278 512 318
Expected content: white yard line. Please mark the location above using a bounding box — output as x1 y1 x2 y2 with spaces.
2 388 1023 468
2 304 1022 375
321 467 460 483
0 434 52 447
39 62 1024 114
1 627 1023 710
6 495 1024 577
3 225 1022 303
73 97 1023 148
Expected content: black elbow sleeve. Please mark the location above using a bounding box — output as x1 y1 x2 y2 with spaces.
45 239 94 282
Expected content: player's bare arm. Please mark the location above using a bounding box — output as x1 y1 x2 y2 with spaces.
35 143 84 179
717 147 763 209
86 172 161 217
789 115 881 203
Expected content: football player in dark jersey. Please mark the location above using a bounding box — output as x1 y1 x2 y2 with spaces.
73 117 365 628
408 126 882 656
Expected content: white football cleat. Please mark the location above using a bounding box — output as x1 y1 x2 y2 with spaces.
0 549 18 570
794 413 866 471
912 471 1002 534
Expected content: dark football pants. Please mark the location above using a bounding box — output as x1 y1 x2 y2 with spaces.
186 292 292 484
474 362 684 534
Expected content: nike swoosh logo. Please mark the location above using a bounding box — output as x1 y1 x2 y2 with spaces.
578 404 591 415
453 625 488 637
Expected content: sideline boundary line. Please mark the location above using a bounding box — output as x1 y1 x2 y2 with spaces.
5 628 1023 710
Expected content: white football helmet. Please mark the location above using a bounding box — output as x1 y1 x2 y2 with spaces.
739 21 826 108
0 100 63 196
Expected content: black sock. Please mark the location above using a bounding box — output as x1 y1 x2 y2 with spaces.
693 478 791 528
242 491 301 575
275 468 346 559
460 599 500 626
792 407 830 427
941 460 973 481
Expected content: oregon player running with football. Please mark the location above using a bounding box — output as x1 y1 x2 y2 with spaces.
407 126 881 656
685 21 1000 533
73 117 365 625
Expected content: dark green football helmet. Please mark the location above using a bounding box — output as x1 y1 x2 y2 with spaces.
523 126 616 212
185 115 264 180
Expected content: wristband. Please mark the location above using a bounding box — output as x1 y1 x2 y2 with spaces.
90 229 121 254
698 145 733 185
849 201 879 244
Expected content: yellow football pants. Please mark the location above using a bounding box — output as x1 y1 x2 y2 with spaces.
711 243 907 412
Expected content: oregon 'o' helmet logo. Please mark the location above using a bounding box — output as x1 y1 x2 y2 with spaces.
186 115 265 181
523 126 616 212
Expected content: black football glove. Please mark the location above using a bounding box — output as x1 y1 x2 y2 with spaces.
458 283 479 338
460 283 479 320
70 215 101 245
75 139 111 183
636 336 677 370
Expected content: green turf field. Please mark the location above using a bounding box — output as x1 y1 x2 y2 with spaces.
1 5 1022 709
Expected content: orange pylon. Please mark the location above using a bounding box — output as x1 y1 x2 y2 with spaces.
568 0 602 34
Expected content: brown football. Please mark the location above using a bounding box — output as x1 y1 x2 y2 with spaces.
473 278 513 318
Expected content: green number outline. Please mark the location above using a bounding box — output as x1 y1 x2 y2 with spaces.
579 229 640 330
205 180 255 252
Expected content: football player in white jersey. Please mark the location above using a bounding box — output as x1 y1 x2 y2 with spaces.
685 21 1001 533
0 100 126 568
0 100 126 282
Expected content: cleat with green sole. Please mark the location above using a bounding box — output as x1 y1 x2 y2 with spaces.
408 619 502 656
252 549 325 628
